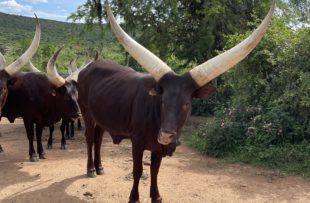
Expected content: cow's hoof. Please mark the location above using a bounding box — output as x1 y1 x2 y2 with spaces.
96 167 104 175
128 200 140 203
29 156 38 162
47 144 53 149
87 169 96 178
152 197 162 203
39 154 46 159
60 145 66 150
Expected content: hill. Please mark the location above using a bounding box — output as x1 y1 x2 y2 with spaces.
0 12 123 72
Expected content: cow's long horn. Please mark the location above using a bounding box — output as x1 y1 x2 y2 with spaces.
28 61 40 72
105 0 172 81
47 47 66 87
189 0 275 87
4 15 41 75
66 59 93 82
69 58 78 72
0 52 6 69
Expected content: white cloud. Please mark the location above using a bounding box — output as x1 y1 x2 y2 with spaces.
0 0 32 12
24 0 47 3
33 10 68 21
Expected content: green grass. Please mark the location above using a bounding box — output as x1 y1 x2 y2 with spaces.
183 122 310 179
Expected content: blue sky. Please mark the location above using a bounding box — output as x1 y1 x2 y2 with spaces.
0 0 85 22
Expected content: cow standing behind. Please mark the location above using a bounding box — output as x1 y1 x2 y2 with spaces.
0 16 41 153
2 48 80 161
44 59 91 149
78 1 275 202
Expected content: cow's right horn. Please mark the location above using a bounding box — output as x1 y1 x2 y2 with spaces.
68 58 78 72
66 59 93 82
0 52 6 69
4 15 41 75
105 0 173 82
28 61 41 72
46 47 66 87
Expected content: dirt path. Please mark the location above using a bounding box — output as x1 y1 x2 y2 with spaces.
1 118 310 203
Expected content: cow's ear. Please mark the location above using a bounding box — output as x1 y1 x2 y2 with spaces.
7 76 22 89
193 84 216 99
142 76 162 96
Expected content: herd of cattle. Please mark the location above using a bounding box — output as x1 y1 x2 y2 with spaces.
0 1 275 202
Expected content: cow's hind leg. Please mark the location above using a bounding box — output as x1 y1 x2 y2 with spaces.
0 144 3 153
23 119 38 162
77 118 82 130
82 111 96 178
36 124 46 159
47 125 54 149
150 152 163 203
129 139 144 203
60 119 67 149
94 125 104 175
69 119 75 139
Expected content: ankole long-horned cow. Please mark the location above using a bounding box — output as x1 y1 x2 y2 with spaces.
78 1 275 202
2 47 80 161
0 15 41 153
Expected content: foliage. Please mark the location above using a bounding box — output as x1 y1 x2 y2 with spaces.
184 17 310 177
0 12 123 73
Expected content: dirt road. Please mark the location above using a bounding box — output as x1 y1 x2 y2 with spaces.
1 118 310 203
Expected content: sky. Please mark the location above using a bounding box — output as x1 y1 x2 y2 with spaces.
0 0 85 22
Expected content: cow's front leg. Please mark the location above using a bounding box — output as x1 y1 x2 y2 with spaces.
94 125 104 175
82 111 96 178
0 144 3 153
24 119 37 162
150 152 163 203
36 124 46 159
129 140 144 203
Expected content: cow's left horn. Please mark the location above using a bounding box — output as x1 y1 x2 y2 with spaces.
47 47 66 87
105 0 172 81
4 15 41 75
0 52 6 69
189 0 275 87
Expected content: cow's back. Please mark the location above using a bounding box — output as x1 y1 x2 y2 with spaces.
78 60 161 137
3 72 57 124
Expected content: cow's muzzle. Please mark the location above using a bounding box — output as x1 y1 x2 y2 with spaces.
158 130 176 145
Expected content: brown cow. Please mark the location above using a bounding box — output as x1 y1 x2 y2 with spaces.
77 1 275 202
2 48 80 161
0 16 41 153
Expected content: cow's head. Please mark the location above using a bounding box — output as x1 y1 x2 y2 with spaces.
0 16 41 116
106 0 275 147
46 48 82 120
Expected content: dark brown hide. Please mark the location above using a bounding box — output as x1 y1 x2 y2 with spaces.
0 70 10 117
77 60 215 202
2 72 79 161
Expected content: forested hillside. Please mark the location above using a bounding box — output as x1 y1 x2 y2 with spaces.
0 12 123 73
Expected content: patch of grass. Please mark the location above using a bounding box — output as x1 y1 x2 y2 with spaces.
225 143 310 178
183 123 310 179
